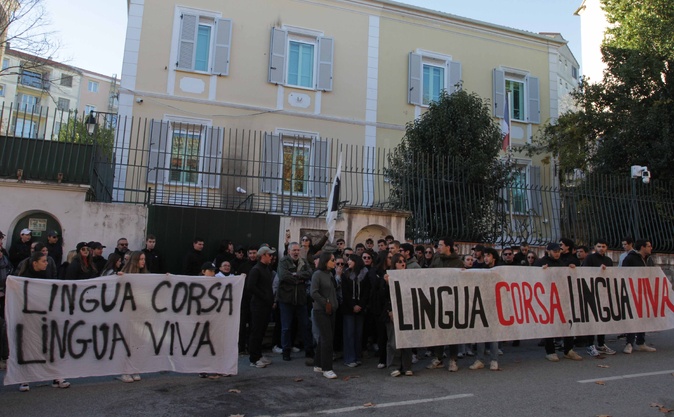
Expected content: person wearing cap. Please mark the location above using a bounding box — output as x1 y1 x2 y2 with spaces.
46 230 63 266
277 242 314 361
247 246 276 368
535 242 582 362
9 228 33 267
471 244 486 268
200 262 217 277
88 242 107 275
65 242 98 280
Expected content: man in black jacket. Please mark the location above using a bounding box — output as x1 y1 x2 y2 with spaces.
581 239 617 356
183 237 206 276
247 246 276 368
621 239 657 354
277 242 313 361
536 243 582 362
142 235 164 273
9 228 32 267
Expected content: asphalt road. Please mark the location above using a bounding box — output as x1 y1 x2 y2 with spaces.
2 331 674 417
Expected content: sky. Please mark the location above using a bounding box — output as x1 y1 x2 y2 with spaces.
36 0 582 78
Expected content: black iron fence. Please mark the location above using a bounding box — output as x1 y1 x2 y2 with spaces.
1 106 673 253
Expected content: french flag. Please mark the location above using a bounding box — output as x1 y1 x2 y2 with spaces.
500 95 510 152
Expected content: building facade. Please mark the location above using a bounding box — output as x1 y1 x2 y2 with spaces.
118 0 567 212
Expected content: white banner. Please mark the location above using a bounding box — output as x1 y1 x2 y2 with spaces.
4 274 244 385
389 266 674 349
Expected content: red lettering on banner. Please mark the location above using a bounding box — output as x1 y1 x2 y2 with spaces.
659 277 674 317
534 282 550 324
521 282 539 324
644 278 660 318
548 283 565 324
495 282 514 325
628 277 644 319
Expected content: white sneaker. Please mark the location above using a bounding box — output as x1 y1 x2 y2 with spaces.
19 383 30 392
52 379 71 388
119 374 134 383
426 358 443 369
323 370 338 379
259 356 272 365
545 353 560 362
291 347 301 353
313 366 323 372
272 346 283 354
390 370 401 377
587 345 600 357
465 349 475 357
131 374 141 381
448 359 458 372
250 360 267 368
377 363 386 369
623 343 633 354
636 344 656 352
469 360 484 370
490 360 499 371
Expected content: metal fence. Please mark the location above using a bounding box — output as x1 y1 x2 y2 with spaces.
2 106 673 253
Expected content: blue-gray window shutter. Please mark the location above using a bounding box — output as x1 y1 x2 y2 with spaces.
148 120 169 184
202 126 222 189
177 14 198 70
527 75 541 124
317 36 334 91
269 28 287 84
310 138 329 198
493 68 505 118
448 61 462 93
408 52 422 105
212 18 232 76
261 133 282 193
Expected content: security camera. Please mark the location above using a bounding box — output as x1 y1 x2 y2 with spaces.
642 170 651 184
136 98 144 104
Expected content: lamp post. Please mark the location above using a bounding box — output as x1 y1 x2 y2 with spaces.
86 110 97 136
630 165 651 239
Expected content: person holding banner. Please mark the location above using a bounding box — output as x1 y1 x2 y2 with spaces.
469 248 500 371
621 239 657 354
65 242 98 280
386 254 414 377
427 238 465 372
535 243 583 362
117 251 148 383
17 251 71 392
311 252 339 379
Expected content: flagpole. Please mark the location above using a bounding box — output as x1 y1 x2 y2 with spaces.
507 91 512 152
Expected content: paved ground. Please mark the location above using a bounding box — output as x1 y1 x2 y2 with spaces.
2 331 674 417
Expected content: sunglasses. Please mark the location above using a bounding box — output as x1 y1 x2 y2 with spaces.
503 253 513 256
396 260 406 264
335 261 344 265
527 256 535 259
362 256 371 260
425 250 433 254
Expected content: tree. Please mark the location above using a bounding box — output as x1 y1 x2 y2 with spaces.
528 0 674 181
56 111 115 160
387 89 513 242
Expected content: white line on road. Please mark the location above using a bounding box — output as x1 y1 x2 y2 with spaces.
279 394 474 416
578 369 674 383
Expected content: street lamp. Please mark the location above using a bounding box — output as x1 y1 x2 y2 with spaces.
86 110 97 136
630 165 651 239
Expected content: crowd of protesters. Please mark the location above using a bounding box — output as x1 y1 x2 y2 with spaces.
0 227 660 387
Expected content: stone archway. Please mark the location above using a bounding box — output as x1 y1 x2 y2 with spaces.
352 224 391 247
9 210 63 246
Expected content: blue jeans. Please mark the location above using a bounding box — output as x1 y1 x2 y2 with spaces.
279 302 312 354
342 314 364 364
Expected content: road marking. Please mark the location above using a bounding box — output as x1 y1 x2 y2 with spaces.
281 394 474 416
578 369 674 384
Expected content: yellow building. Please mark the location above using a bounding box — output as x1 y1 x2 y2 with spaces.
118 0 566 219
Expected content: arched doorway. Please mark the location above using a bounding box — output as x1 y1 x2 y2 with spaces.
10 210 63 246
352 224 391 247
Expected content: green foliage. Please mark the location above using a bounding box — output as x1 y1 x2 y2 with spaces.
57 115 115 160
528 0 674 181
387 89 514 241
